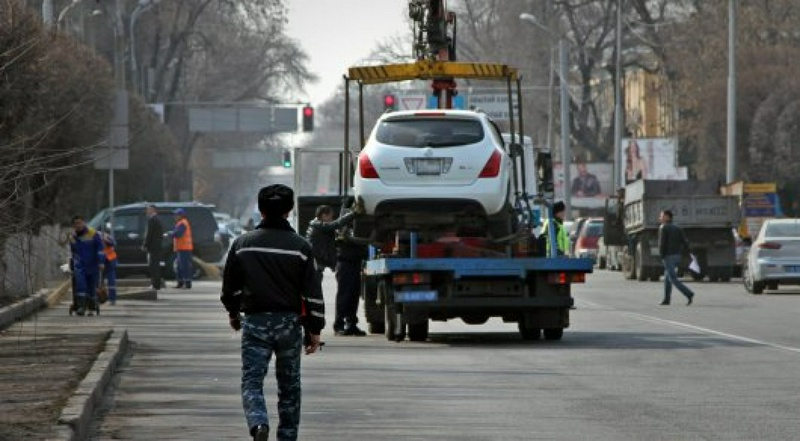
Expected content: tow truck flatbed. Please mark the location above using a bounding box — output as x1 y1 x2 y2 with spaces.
365 256 594 279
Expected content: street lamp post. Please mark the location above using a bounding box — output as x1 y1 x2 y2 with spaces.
130 0 159 99
726 0 737 184
519 12 572 219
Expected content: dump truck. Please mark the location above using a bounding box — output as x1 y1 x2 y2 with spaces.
611 180 740 282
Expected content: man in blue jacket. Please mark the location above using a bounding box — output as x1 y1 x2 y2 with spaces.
69 215 105 315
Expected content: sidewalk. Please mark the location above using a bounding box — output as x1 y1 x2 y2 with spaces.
0 282 142 441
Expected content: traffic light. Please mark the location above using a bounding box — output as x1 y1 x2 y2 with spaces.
282 150 292 168
302 105 314 132
383 94 397 111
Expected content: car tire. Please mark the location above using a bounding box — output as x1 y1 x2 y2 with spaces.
487 203 514 240
743 263 764 294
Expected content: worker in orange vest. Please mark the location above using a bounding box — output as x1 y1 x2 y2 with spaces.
100 229 118 304
172 208 194 289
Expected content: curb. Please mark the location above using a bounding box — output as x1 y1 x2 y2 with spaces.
54 328 130 441
0 279 72 331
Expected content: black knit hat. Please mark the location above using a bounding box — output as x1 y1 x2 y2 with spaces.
553 201 566 215
258 184 294 216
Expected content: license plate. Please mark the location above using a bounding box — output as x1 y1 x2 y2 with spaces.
785 266 800 273
394 290 438 303
415 159 442 175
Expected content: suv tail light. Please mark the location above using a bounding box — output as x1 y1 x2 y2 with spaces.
478 150 501 178
359 154 380 179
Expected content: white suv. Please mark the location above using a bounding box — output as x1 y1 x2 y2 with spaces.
353 110 514 241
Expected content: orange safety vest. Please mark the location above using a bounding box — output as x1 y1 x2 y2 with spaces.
104 244 117 261
173 218 194 251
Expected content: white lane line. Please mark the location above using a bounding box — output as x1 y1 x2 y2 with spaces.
579 300 800 355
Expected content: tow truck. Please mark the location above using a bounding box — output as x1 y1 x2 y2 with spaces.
337 0 593 342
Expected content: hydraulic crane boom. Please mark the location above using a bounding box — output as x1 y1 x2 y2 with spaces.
408 0 458 108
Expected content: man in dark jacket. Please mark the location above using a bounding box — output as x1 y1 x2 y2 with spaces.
658 209 695 306
334 207 369 336
305 204 355 278
221 184 324 441
142 204 164 290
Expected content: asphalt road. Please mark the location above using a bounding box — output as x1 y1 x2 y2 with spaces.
90 270 800 440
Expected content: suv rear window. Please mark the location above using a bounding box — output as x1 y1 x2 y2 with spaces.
376 118 484 148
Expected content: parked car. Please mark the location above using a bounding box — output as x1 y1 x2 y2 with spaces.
573 218 603 261
88 202 224 279
352 109 514 241
743 219 800 294
567 217 587 257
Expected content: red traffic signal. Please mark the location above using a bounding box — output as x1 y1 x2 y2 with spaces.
383 94 397 111
302 105 314 132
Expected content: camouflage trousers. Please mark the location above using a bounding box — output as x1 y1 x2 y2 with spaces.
241 312 303 441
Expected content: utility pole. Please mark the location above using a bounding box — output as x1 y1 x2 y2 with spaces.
726 0 737 184
613 0 624 190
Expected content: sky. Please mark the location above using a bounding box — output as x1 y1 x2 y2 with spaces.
285 0 410 106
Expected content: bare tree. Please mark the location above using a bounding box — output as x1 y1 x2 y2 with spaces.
130 0 317 202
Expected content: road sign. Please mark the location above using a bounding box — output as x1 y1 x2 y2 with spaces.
93 147 129 170
468 92 518 121
189 106 300 133
399 95 427 110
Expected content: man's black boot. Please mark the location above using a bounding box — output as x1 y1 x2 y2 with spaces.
343 322 367 336
173 282 184 289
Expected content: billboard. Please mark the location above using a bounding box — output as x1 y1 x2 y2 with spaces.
554 162 614 210
621 137 687 184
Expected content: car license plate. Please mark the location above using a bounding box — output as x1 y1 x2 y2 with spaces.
394 290 438 303
785 265 800 273
415 158 441 175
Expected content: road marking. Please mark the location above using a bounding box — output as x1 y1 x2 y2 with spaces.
580 300 800 355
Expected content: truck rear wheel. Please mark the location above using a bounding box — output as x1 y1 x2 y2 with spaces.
380 281 404 341
363 278 383 334
408 321 429 342
518 322 541 340
635 243 647 282
543 328 564 340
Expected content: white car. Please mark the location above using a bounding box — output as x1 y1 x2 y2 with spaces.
353 110 514 241
743 218 800 294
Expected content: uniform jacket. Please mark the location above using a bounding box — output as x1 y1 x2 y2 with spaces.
542 218 570 256
305 210 355 269
659 222 689 258
143 214 164 253
221 217 325 334
70 227 105 274
173 218 193 251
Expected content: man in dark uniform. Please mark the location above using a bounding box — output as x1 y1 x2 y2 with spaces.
305 204 355 281
142 204 164 290
333 205 369 336
221 184 324 441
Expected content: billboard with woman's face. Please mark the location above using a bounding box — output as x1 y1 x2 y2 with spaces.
621 138 687 184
